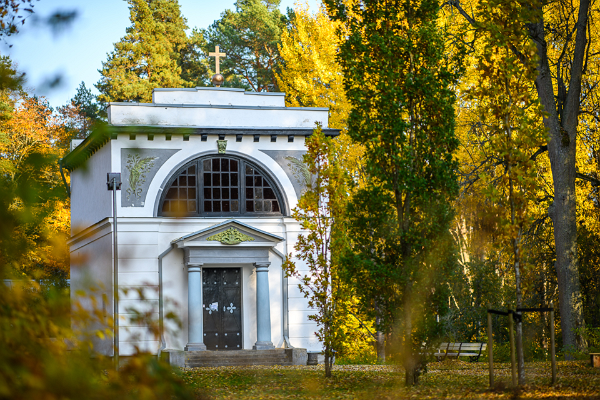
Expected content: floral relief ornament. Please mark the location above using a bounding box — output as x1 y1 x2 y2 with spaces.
207 228 255 245
285 156 312 191
125 154 157 201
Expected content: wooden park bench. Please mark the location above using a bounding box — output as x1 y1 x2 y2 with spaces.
434 342 487 362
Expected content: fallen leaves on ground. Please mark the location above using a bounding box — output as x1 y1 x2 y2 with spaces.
181 360 600 399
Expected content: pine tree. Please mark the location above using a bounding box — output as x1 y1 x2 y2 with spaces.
96 0 205 103
58 82 105 143
204 0 287 92
325 0 462 385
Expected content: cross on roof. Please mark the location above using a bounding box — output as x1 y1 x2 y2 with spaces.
209 45 226 75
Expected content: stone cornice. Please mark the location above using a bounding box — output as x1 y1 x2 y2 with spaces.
60 126 340 172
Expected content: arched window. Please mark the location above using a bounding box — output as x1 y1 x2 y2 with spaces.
159 156 284 216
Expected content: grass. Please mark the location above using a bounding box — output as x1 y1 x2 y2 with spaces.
181 360 600 399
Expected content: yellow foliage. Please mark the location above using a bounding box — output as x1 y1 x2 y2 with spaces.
276 3 349 130
0 90 71 279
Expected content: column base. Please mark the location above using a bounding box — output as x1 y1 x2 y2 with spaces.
253 341 275 350
185 343 207 351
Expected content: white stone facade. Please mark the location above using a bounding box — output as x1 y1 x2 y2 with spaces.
66 87 338 356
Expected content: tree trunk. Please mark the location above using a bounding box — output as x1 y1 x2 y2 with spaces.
528 0 589 356
515 266 525 385
375 305 386 363
324 346 332 378
403 289 416 386
514 250 525 385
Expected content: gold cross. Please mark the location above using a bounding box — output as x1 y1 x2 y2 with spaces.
209 45 226 75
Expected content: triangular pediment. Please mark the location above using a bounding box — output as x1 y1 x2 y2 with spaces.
172 220 283 248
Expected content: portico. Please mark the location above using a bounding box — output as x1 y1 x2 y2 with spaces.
172 220 281 352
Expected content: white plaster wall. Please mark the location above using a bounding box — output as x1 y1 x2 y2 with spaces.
161 246 187 351
284 219 322 352
117 222 161 355
69 223 114 355
70 144 112 235
268 251 284 349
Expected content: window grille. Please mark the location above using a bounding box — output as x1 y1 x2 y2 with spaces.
159 156 283 216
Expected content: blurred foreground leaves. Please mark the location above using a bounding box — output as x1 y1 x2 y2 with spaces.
0 282 198 399
0 74 200 399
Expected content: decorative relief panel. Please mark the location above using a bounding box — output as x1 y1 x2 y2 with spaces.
259 150 312 199
121 148 180 207
206 228 256 245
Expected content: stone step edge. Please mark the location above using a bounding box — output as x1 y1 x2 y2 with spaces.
185 363 294 367
162 348 308 368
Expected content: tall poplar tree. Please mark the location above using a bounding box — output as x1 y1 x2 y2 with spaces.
96 0 206 103
325 0 461 385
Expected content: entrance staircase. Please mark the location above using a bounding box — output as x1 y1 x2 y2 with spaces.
162 348 307 368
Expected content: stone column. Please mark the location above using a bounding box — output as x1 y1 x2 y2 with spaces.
185 263 206 351
253 262 274 350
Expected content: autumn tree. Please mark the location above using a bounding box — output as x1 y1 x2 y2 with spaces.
275 4 349 129
203 0 287 91
466 0 547 383
284 126 352 378
0 54 72 281
96 0 207 103
447 0 593 356
325 0 462 385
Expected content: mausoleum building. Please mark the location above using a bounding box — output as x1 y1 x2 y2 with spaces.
63 86 338 362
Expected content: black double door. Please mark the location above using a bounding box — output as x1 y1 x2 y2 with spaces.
203 268 242 350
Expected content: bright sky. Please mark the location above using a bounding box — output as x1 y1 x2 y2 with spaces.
3 0 319 108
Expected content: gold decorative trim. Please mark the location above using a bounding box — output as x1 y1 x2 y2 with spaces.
207 228 255 245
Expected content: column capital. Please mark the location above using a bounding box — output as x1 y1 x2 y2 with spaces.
187 263 203 273
253 262 271 272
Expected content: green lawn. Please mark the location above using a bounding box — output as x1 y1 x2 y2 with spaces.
181 360 600 399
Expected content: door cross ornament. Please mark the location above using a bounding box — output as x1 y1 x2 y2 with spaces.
225 303 237 314
207 302 218 315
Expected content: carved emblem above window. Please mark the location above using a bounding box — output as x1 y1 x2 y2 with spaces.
217 139 227 154
207 228 255 245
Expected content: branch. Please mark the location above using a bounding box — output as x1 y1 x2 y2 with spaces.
444 0 477 25
529 145 548 161
576 172 600 187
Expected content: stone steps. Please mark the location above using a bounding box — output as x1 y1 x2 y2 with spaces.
172 348 308 368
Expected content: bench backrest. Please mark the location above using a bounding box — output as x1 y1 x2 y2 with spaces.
439 343 487 352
